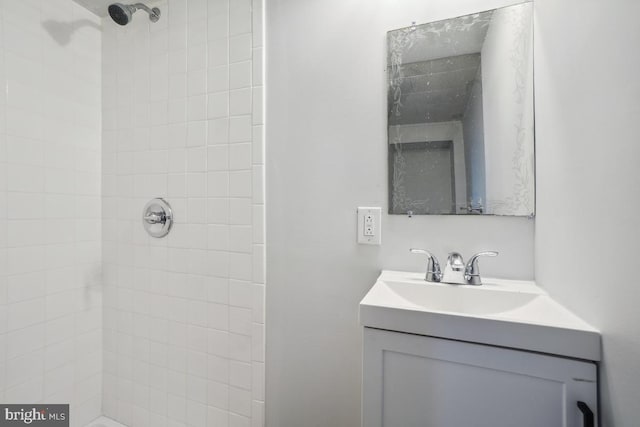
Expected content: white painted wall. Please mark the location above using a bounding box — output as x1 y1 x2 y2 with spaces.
481 3 534 216
0 1 103 425
534 0 640 425
266 0 534 426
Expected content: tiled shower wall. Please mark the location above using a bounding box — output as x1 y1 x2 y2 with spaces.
0 1 103 426
101 0 265 425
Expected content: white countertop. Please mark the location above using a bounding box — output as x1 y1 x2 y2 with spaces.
360 270 601 361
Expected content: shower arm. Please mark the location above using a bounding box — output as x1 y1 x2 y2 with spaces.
132 3 158 17
132 3 153 14
131 3 161 22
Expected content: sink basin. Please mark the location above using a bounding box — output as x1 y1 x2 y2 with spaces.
381 279 539 316
360 271 601 361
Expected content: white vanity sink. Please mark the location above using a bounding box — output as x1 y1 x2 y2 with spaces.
360 270 601 361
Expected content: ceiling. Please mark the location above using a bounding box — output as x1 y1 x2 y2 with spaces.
390 10 493 65
72 0 117 17
388 11 492 126
389 54 481 125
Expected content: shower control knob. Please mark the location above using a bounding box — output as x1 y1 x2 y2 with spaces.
142 198 173 238
143 212 164 224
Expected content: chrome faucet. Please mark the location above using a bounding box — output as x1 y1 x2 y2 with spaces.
411 249 498 285
441 252 466 284
409 249 442 282
464 251 499 285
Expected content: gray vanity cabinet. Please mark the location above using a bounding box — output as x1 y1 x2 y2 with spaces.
362 327 598 427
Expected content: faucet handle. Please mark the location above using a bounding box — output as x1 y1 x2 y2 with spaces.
464 251 498 285
410 249 442 282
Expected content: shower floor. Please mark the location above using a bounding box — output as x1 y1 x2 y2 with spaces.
84 417 127 427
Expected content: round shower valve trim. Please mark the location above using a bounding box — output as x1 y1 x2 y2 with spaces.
142 198 173 238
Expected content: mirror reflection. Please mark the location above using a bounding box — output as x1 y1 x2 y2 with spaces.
388 2 534 216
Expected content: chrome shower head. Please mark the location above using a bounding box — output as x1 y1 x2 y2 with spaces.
108 3 161 26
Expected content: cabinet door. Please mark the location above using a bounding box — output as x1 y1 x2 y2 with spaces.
363 328 598 427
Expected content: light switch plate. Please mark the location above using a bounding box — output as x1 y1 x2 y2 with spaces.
357 207 382 245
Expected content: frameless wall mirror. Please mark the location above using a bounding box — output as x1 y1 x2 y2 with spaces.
387 2 534 216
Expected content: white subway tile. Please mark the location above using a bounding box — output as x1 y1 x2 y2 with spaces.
188 68 208 96
208 224 230 251
251 362 264 401
169 49 188 74
208 405 230 426
208 92 229 119
188 43 208 71
7 323 45 359
168 123 188 148
229 116 252 143
229 333 251 363
186 173 207 198
208 65 230 93
6 349 44 388
7 271 45 303
208 354 230 384
169 98 188 124
229 307 252 336
207 329 229 358
7 220 45 247
169 73 187 99
188 325 209 354
7 164 44 192
168 174 187 198
230 61 251 89
252 165 264 204
187 197 208 223
187 94 208 122
207 250 230 278
5 377 44 404
7 297 45 331
208 38 229 67
230 88 252 116
207 380 230 410
252 86 263 125
251 400 264 427
208 145 229 171
208 118 230 145
251 323 264 362
229 226 252 254
206 276 230 305
187 147 208 172
207 172 230 197
230 198 251 225
207 198 230 225
229 143 252 170
251 48 263 86
229 34 252 63
208 302 230 331
188 19 209 46
252 244 265 284
7 192 44 220
229 171 252 197
252 205 264 244
187 399 207 425
0 1 267 425
167 394 187 423
230 386 252 417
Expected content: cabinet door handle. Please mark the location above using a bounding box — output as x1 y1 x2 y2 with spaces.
577 401 594 427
